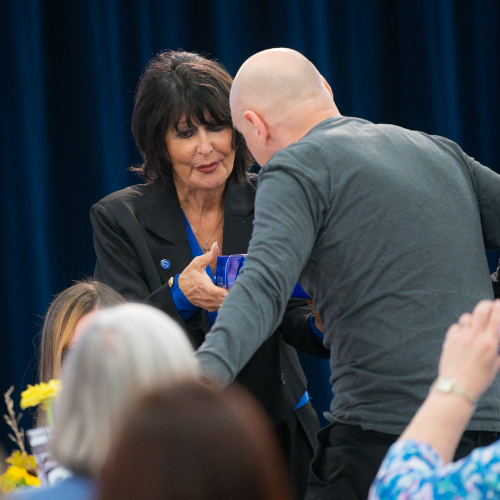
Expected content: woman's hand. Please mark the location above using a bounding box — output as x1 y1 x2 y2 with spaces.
178 243 228 312
396 300 500 464
438 299 500 401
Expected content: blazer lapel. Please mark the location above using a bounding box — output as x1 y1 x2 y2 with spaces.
144 184 193 281
143 180 257 283
223 181 256 255
145 183 185 244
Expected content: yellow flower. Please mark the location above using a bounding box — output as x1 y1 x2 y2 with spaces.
20 379 62 410
0 475 15 494
6 450 37 471
4 466 26 482
0 466 41 493
24 472 41 487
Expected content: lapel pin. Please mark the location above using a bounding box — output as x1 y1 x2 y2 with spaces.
160 259 170 270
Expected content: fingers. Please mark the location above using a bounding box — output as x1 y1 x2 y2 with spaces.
178 244 227 310
448 301 498 343
457 312 472 327
469 300 494 334
192 242 219 269
204 295 226 312
466 300 500 351
486 300 500 350
203 285 228 311
206 302 224 313
440 300 500 399
180 275 228 311
211 242 219 257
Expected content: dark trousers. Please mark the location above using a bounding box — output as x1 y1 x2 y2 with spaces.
305 422 500 500
275 402 320 500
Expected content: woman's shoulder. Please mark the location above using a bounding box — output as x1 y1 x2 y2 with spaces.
90 183 179 228
93 183 155 208
224 175 259 214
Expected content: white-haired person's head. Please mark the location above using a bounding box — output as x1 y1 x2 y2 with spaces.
50 303 199 479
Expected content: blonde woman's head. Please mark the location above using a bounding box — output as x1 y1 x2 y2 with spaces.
50 303 199 478
39 280 126 384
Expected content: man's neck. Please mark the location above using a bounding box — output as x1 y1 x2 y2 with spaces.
277 109 342 148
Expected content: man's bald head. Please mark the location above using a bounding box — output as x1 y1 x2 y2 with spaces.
230 48 340 164
232 48 327 117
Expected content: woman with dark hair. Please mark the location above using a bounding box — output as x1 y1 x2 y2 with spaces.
98 381 293 500
90 50 327 500
130 51 251 190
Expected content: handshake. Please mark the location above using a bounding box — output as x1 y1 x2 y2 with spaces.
216 254 310 299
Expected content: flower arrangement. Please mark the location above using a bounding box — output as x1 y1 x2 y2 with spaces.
0 381 62 493
0 453 39 493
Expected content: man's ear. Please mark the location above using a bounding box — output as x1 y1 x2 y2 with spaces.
321 76 333 98
243 110 269 146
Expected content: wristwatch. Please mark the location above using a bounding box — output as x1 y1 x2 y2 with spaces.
431 377 477 406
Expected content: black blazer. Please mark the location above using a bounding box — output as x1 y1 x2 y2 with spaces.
91 180 326 426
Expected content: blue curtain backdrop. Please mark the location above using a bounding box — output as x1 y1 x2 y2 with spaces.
1 0 499 450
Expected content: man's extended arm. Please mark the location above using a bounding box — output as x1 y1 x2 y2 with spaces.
195 164 322 386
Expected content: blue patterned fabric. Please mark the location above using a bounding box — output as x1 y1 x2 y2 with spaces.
369 439 500 500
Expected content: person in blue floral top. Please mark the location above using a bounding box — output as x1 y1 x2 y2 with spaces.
369 299 500 500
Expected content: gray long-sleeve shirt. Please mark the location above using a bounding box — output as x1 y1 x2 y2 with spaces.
196 116 500 434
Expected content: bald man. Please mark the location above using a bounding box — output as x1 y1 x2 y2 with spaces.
195 48 500 500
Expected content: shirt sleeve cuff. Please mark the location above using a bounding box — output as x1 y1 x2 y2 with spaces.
308 314 326 348
171 274 198 321
196 351 235 389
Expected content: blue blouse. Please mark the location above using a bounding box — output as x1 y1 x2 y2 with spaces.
169 212 218 326
369 439 500 500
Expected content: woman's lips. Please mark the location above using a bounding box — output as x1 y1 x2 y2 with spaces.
195 161 220 173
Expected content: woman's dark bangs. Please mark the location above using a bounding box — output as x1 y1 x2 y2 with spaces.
204 85 231 125
178 85 230 130
170 95 191 131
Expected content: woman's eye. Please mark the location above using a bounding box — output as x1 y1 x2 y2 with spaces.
177 129 195 138
209 125 226 132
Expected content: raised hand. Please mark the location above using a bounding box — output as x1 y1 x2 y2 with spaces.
178 243 228 312
439 299 500 401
